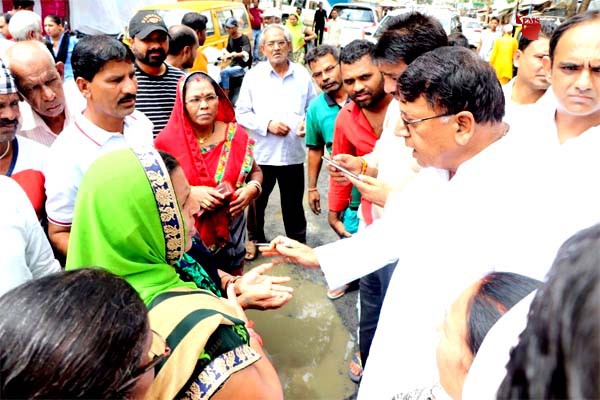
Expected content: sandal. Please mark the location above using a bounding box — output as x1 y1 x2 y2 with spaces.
326 284 350 300
348 351 363 383
244 240 258 261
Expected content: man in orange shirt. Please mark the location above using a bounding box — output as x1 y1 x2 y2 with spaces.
183 12 209 73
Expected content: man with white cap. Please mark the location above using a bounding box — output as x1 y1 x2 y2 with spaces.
129 10 185 137
261 8 282 25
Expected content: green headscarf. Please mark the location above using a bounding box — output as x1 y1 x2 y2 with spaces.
285 13 306 52
66 148 196 304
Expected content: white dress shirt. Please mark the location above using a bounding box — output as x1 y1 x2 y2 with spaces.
44 110 154 227
0 176 60 297
502 79 554 130
236 60 316 165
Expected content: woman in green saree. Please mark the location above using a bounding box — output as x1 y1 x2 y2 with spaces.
66 148 284 399
285 13 317 64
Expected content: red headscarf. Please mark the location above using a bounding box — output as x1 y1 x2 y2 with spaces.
155 72 253 250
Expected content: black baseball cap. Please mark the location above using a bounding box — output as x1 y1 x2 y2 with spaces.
129 10 169 39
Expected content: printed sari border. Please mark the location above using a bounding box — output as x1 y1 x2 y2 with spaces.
133 149 185 265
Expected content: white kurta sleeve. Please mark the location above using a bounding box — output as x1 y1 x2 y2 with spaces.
315 216 400 289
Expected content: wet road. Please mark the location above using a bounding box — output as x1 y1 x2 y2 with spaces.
245 166 360 399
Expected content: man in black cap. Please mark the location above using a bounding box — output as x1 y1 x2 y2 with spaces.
220 17 251 98
129 10 185 137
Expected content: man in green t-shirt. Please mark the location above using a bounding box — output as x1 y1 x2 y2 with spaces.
305 45 348 218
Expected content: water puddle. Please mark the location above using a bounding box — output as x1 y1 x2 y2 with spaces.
247 263 357 399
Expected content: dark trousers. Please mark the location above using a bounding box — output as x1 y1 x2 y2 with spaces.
359 260 397 367
315 25 325 45
247 163 307 243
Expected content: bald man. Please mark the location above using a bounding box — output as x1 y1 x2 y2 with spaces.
166 24 199 71
6 40 84 146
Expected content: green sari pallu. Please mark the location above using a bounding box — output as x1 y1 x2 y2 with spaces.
66 148 259 399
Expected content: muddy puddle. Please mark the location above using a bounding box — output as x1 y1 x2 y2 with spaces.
247 263 357 399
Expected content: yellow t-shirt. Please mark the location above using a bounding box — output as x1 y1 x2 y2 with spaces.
490 35 518 82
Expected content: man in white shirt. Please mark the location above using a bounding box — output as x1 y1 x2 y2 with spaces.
325 9 341 48
265 47 539 398
502 20 556 123
333 12 449 220
236 24 316 246
7 40 85 147
44 35 153 257
478 16 500 61
322 14 448 378
529 10 600 240
0 176 60 297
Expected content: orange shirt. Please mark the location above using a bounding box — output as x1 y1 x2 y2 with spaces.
190 51 208 73
328 101 379 214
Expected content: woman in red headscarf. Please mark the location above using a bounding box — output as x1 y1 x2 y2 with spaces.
155 72 262 275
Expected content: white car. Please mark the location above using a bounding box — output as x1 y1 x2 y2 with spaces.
363 8 409 43
330 3 380 47
461 17 483 48
364 7 462 44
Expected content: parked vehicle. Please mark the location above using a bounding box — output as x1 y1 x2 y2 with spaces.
364 6 461 44
330 3 380 47
279 0 334 26
363 7 409 43
460 17 483 48
137 1 252 51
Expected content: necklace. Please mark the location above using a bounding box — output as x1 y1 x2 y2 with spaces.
0 141 10 160
198 124 216 145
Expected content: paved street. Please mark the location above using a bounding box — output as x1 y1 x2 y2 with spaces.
246 164 360 399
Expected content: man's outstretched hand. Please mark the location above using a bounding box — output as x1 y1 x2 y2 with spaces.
259 236 321 269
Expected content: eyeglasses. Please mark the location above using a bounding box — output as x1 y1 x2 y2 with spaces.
185 94 219 107
264 40 287 49
116 330 171 392
400 112 453 130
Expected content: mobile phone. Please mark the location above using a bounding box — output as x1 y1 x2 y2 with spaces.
321 156 360 180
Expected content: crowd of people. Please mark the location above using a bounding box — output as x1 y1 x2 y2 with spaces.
0 0 598 398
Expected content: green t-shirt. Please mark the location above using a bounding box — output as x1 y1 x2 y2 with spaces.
305 92 342 154
305 92 360 208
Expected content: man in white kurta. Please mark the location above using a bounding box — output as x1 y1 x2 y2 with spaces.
270 47 530 397
268 39 600 397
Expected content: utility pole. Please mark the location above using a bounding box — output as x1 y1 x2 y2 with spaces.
566 0 578 17
579 0 592 12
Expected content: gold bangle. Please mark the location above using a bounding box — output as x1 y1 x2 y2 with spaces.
222 274 242 289
359 157 368 175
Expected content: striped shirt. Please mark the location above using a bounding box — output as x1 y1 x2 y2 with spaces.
134 63 185 137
